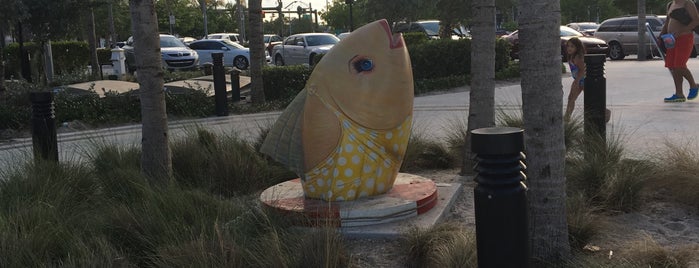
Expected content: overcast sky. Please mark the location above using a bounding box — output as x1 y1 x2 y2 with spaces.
225 0 333 12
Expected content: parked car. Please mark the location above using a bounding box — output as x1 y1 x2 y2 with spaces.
207 33 244 44
393 20 469 40
566 22 600 36
179 36 197 45
594 15 699 60
503 25 609 61
123 34 199 72
337 32 351 40
188 39 261 70
264 34 283 55
272 33 339 66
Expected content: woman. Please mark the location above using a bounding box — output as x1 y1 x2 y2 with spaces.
660 0 699 102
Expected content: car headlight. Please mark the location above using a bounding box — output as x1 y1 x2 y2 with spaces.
191 51 197 57
265 50 270 57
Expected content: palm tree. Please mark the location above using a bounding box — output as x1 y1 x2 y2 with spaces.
518 0 571 263
248 0 266 103
129 0 172 183
462 0 496 175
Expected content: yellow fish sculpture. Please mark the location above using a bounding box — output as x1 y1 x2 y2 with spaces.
261 19 413 201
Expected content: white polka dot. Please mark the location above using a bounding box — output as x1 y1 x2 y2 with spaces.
393 144 399 152
358 128 365 134
363 164 372 173
347 189 356 198
342 120 350 128
345 144 354 153
353 179 361 187
360 191 368 197
386 132 393 139
377 167 383 177
352 155 360 164
367 140 374 148
366 178 375 188
327 191 333 198
358 145 365 152
322 168 329 176
337 147 343 153
384 159 392 168
378 183 385 192
336 180 344 189
369 152 378 161
338 157 347 166
370 131 378 138
336 196 345 201
380 146 386 153
333 168 339 178
399 130 404 137
308 185 316 192
317 179 325 187
344 168 353 177
348 134 356 141
326 158 334 165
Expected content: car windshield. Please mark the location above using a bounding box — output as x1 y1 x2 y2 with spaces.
305 35 339 46
560 26 584 37
161 36 187 48
578 24 599 30
419 21 441 36
221 39 245 49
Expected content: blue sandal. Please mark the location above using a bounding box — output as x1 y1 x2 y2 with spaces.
688 88 699 100
664 94 687 103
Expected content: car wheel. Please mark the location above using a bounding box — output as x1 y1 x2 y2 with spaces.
608 42 625 60
309 53 316 66
275 55 284 66
233 56 249 70
692 47 698 58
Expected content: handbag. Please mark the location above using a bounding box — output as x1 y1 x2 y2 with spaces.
661 33 676 49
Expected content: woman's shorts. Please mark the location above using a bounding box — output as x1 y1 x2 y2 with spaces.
665 33 694 69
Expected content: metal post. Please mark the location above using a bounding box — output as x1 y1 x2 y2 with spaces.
230 69 241 102
30 92 58 162
583 54 606 142
471 126 528 268
212 53 228 116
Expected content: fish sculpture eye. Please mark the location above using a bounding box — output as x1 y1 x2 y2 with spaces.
354 58 374 73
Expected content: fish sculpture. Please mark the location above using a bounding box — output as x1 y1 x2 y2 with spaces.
260 19 413 201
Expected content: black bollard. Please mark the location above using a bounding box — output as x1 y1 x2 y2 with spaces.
30 92 58 162
584 54 606 142
471 126 529 268
230 69 241 102
212 52 228 116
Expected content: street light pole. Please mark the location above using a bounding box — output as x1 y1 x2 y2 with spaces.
346 0 354 31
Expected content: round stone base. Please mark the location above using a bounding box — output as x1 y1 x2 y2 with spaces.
259 173 438 227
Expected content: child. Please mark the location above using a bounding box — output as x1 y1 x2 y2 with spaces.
564 37 585 121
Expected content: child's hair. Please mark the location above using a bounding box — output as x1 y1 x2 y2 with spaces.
567 37 586 61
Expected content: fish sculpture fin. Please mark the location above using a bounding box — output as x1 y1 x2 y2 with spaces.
260 89 307 177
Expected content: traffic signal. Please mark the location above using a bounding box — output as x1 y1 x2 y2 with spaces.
297 6 303 16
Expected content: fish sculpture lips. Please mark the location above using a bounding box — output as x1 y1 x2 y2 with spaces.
379 19 404 49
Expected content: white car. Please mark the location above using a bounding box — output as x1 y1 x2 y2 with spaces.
272 33 339 66
189 39 271 70
206 33 244 43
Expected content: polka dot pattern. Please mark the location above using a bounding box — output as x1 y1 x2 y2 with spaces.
302 115 412 201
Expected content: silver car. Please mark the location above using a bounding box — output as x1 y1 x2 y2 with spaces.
123 34 199 72
272 33 339 66
594 15 699 60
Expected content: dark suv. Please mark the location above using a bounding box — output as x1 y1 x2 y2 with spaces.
393 20 469 40
594 15 699 60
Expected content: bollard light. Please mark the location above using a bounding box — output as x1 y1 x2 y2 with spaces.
584 54 606 142
471 126 529 268
212 52 228 116
30 92 58 162
230 69 241 102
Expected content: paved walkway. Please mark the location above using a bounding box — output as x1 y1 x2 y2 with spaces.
61 75 251 97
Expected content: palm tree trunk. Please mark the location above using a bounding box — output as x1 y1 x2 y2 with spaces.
248 0 266 103
86 7 100 80
129 0 172 183
462 0 496 175
519 0 571 263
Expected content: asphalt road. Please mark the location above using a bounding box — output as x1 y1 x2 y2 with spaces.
2 55 699 172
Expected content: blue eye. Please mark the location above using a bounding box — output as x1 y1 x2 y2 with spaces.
354 59 374 72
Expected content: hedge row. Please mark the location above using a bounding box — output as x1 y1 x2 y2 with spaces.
3 41 112 79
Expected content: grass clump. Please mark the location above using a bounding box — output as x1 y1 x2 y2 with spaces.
649 142 699 208
401 222 477 268
401 130 454 172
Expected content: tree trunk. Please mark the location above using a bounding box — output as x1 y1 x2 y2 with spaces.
86 7 100 80
129 0 172 183
462 0 496 175
637 0 647 61
0 27 5 94
519 0 571 263
248 0 266 103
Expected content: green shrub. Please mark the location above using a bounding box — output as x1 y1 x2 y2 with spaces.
403 32 430 47
262 65 312 101
409 39 471 79
414 75 469 94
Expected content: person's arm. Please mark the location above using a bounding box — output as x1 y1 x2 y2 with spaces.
687 1 699 30
660 3 670 35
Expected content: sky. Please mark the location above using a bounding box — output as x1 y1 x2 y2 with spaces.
225 0 333 12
